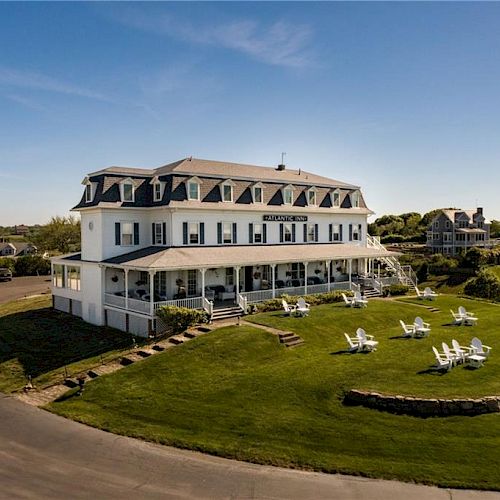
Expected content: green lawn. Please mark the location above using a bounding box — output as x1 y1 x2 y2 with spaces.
488 265 500 280
0 296 136 392
48 296 500 490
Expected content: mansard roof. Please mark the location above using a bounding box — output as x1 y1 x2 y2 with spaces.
74 157 371 212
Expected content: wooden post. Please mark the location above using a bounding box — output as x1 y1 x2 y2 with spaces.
271 264 276 299
326 260 331 292
124 268 129 311
304 262 309 295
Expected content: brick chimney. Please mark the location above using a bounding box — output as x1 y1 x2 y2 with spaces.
476 207 483 215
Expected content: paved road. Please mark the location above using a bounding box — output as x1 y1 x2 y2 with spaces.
0 275 51 304
1 395 498 499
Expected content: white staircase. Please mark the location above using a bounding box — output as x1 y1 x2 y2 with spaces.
366 235 417 288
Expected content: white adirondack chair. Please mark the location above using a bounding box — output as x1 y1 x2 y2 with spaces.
342 293 354 307
295 297 310 317
282 299 296 316
415 287 424 300
450 309 465 326
414 316 431 337
451 339 473 364
432 346 453 371
399 320 415 338
442 342 459 366
470 337 492 358
344 332 361 352
353 291 368 308
356 328 378 351
458 306 478 326
423 287 438 300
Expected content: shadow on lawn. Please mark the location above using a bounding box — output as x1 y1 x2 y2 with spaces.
0 307 134 378
417 368 450 376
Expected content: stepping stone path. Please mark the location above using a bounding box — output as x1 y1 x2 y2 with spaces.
278 331 305 348
15 325 214 407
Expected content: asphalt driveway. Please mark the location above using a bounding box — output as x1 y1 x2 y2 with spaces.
0 275 51 304
1 395 498 499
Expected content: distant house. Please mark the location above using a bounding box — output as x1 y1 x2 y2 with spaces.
14 224 30 236
426 208 491 255
0 242 38 257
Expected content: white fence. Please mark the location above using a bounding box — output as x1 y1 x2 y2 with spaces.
154 296 204 311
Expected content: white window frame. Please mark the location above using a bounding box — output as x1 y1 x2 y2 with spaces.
221 181 234 203
153 182 162 202
120 179 135 203
283 185 294 205
121 221 134 246
252 183 264 204
332 189 340 207
253 223 263 243
332 224 341 241
351 190 360 208
85 183 94 203
153 222 164 245
352 225 360 241
189 222 200 245
223 222 233 244
53 264 65 288
306 224 316 242
67 265 81 291
284 223 293 242
187 178 201 201
307 188 317 206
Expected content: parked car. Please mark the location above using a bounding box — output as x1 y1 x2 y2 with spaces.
0 268 13 281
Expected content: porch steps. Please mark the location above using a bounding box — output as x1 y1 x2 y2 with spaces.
278 331 305 348
169 335 187 345
211 306 244 322
363 287 382 298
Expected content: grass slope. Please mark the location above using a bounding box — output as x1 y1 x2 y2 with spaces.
49 296 500 489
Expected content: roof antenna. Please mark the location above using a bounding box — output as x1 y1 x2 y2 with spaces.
277 152 286 171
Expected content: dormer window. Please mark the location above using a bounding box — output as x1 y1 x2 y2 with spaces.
221 180 235 202
351 190 360 208
307 188 317 206
187 177 201 201
120 179 135 202
332 189 340 207
85 183 93 203
252 183 263 204
283 185 294 205
154 183 162 201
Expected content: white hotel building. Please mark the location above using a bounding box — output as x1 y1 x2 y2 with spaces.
51 157 405 336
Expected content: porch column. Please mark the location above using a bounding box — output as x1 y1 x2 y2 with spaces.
200 268 206 298
348 259 352 288
271 264 276 299
326 260 331 292
124 268 129 310
235 266 241 295
304 262 309 295
149 270 156 316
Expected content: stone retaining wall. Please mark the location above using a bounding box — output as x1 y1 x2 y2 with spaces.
344 389 500 417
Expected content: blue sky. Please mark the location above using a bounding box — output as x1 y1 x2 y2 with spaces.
1 2 500 225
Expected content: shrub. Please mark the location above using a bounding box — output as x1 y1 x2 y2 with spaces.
156 306 208 334
0 257 15 272
383 284 410 297
251 290 352 313
416 262 428 282
14 255 50 276
464 269 500 301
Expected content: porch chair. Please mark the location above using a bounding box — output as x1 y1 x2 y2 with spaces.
441 342 459 367
282 300 296 317
356 328 378 351
353 291 368 308
451 339 473 364
470 337 492 358
344 332 361 353
341 293 354 307
450 309 465 326
423 287 438 300
415 287 424 300
458 306 478 326
295 297 310 317
432 346 453 371
413 316 431 337
399 320 415 338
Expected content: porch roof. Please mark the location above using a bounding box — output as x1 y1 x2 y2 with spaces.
101 244 398 271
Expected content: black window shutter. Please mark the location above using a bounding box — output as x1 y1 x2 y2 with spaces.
292 224 296 242
315 224 319 242
200 223 205 245
162 222 167 245
249 223 253 244
183 222 188 245
303 223 307 242
329 224 333 242
115 222 121 246
339 224 343 241
279 223 284 243
263 224 267 243
349 224 353 241
133 223 139 245
232 223 237 244
217 222 222 244
151 223 155 245
358 224 362 240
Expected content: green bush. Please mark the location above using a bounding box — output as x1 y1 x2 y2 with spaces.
464 269 500 301
383 284 410 297
0 257 15 272
252 290 352 313
14 255 50 276
156 305 208 334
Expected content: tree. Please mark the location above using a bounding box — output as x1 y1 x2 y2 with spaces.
490 220 500 238
31 216 81 253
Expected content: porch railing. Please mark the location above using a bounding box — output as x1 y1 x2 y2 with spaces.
128 297 151 314
305 283 329 295
154 296 204 311
104 293 126 309
237 293 248 313
240 289 274 303
202 297 214 317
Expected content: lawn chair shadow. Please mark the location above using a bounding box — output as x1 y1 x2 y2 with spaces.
389 335 412 340
330 349 371 356
417 368 449 376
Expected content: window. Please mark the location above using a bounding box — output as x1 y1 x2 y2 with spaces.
283 187 293 205
434 221 440 229
225 268 234 287
189 223 199 244
253 186 263 203
67 266 81 291
121 222 134 246
332 224 341 241
351 191 360 208
154 183 162 201
253 223 263 243
154 223 164 245
445 220 451 229
332 190 340 207
53 264 65 288
222 183 233 202
443 232 452 242
290 263 305 281
284 223 293 242
85 184 93 203
223 222 233 243
154 271 167 297
306 224 316 242
307 189 316 206
188 181 200 201
122 182 134 202
187 269 197 296
352 225 360 241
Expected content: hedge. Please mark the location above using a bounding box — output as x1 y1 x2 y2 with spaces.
382 284 410 297
156 305 209 334
464 269 500 301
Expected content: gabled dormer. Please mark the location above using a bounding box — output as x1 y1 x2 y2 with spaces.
331 188 341 208
220 179 236 202
186 176 202 201
252 182 264 204
350 189 361 208
81 176 97 203
306 186 317 206
150 176 164 202
119 178 135 203
282 184 295 205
